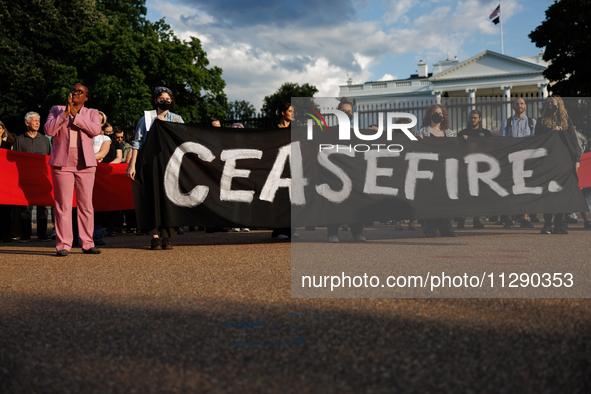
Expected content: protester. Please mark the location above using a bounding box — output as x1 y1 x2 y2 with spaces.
93 124 112 162
326 98 366 243
497 97 536 229
127 86 184 250
44 83 102 256
102 122 113 136
270 103 297 240
113 126 132 163
456 109 491 229
0 120 15 242
0 120 15 148
417 104 454 138
418 104 457 238
13 112 52 242
102 126 123 164
535 96 581 235
498 98 536 137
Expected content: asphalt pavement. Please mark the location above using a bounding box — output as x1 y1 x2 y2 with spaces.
1 222 590 393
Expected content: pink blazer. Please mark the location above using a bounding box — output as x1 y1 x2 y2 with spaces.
45 106 101 167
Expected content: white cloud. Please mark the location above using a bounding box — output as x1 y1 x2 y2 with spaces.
378 74 397 81
383 0 419 24
146 0 526 109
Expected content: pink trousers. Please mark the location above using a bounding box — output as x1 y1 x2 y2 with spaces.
51 147 96 251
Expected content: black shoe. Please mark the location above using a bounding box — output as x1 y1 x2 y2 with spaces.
82 247 101 254
440 231 458 237
151 238 162 250
162 237 173 250
456 222 465 229
584 221 591 229
38 236 52 242
552 227 569 235
541 226 552 234
520 220 534 228
17 238 31 243
56 250 69 257
176 228 184 235
473 221 485 229
566 217 578 224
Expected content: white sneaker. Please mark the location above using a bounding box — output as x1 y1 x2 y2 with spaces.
353 234 367 242
241 228 250 232
328 235 339 243
231 228 240 232
292 232 299 238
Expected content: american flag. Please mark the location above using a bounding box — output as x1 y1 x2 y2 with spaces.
489 5 500 19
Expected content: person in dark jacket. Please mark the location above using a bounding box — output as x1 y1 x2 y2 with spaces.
535 95 581 235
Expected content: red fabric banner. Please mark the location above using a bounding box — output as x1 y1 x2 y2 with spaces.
0 149 134 211
579 152 591 189
1 149 591 211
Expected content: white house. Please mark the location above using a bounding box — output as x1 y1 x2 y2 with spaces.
338 50 549 106
333 50 550 132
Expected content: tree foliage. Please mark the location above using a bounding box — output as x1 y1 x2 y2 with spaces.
529 0 591 96
261 82 318 119
0 0 228 133
226 100 256 120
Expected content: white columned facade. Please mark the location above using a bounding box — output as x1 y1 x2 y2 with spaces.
502 85 512 120
432 91 442 105
537 83 549 99
466 88 477 110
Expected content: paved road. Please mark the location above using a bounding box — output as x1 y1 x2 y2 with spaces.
1 223 590 393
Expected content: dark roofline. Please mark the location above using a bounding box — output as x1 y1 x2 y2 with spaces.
365 73 433 84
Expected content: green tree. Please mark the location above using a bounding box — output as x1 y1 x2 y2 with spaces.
0 0 228 132
261 82 318 118
0 0 105 129
226 100 256 120
529 0 591 96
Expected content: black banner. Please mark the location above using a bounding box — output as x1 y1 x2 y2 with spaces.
133 121 587 230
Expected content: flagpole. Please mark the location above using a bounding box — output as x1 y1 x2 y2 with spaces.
500 0 504 54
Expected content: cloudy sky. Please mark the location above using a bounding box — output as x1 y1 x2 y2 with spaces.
146 0 552 110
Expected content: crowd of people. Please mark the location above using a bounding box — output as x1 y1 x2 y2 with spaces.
1 87 590 254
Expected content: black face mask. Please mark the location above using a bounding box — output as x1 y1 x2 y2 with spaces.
431 113 443 124
547 104 558 113
344 111 354 121
156 102 174 111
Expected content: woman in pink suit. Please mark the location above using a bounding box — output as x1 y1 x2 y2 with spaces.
44 83 102 256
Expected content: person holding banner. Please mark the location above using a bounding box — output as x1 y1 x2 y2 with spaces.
456 109 491 229
44 83 102 256
270 102 296 240
127 87 184 250
418 104 457 238
326 98 366 243
535 96 581 235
